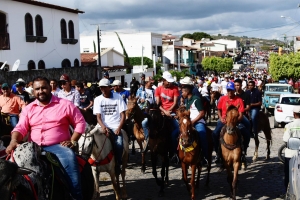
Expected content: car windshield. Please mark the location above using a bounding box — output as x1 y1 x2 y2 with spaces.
280 97 300 105
269 86 289 92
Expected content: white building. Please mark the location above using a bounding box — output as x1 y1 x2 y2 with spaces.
211 39 238 49
80 32 163 63
0 0 83 71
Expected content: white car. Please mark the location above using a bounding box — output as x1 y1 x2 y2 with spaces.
274 94 300 128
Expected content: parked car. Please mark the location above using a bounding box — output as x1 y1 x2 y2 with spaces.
274 94 300 128
263 83 294 115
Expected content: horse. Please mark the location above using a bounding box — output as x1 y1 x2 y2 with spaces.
0 114 13 147
126 96 148 173
1 142 94 200
210 91 221 120
220 105 242 200
78 125 129 200
201 96 211 124
148 107 170 197
177 106 213 187
177 109 201 200
79 108 97 126
252 111 272 161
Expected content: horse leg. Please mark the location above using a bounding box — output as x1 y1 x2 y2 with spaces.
190 165 197 200
195 163 201 188
265 129 271 160
252 135 259 161
121 150 128 199
131 139 136 155
159 159 166 197
151 152 161 186
232 161 240 200
109 170 121 200
92 167 100 199
181 163 190 194
165 156 169 185
225 164 233 198
137 140 146 173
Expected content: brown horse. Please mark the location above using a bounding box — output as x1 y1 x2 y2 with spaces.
220 105 241 200
79 108 97 126
177 106 213 199
252 111 272 161
210 91 221 120
126 96 148 173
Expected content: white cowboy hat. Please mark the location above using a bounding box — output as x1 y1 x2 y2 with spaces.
180 76 193 85
162 71 175 83
98 79 110 87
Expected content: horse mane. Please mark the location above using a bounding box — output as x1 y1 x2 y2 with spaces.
226 105 238 114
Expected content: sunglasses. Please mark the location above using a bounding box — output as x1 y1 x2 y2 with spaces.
2 87 9 90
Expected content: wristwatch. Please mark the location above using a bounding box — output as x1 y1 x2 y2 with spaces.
71 140 78 147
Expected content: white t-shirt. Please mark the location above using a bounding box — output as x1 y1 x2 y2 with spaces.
198 86 209 97
221 81 228 95
93 93 127 129
211 82 220 92
144 88 154 104
242 80 247 90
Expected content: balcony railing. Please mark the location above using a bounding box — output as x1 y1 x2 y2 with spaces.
0 33 10 50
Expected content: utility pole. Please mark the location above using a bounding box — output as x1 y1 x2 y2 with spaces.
91 23 115 79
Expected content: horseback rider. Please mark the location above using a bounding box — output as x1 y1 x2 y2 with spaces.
0 83 26 128
155 71 180 164
93 78 127 176
6 77 86 200
212 82 245 163
58 74 80 107
181 80 208 163
234 79 251 165
111 80 130 104
246 80 262 137
282 106 300 194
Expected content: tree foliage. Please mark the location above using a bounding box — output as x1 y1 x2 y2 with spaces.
169 69 190 82
269 53 300 80
180 32 212 40
202 57 233 73
128 57 153 68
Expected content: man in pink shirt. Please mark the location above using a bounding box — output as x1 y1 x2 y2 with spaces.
6 77 86 200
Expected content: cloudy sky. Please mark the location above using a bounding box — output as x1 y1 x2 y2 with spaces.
43 0 300 41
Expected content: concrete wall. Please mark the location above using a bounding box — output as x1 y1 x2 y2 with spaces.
0 0 81 70
211 39 238 49
80 32 162 62
0 66 100 85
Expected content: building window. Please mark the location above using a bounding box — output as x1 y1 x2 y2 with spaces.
25 13 33 36
38 60 45 69
28 60 36 70
83 48 90 53
74 59 79 67
35 15 43 36
60 19 67 39
68 20 74 39
61 59 71 68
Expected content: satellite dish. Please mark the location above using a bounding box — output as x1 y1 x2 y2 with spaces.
0 61 7 70
11 59 20 71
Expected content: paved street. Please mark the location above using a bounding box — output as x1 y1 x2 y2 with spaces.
97 116 286 200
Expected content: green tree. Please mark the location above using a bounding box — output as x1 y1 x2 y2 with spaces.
128 57 153 68
191 32 212 40
202 57 233 73
269 53 300 80
180 33 193 40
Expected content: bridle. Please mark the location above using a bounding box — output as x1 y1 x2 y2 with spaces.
79 133 97 158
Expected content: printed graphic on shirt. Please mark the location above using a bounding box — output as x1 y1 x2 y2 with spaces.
161 92 172 102
101 104 117 115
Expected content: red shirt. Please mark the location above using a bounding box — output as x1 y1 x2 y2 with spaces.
155 85 179 112
217 96 244 119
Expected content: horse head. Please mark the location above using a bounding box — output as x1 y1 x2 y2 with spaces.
126 96 144 124
225 104 239 134
78 124 97 159
178 109 194 147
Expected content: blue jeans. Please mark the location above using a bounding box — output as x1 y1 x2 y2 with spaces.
240 115 251 154
250 108 260 135
212 120 225 153
110 128 124 165
9 114 19 128
142 117 149 139
43 144 82 200
171 118 180 154
194 123 208 159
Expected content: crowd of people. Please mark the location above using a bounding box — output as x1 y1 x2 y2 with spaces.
0 67 298 199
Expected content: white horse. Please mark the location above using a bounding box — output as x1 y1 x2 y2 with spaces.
78 125 129 200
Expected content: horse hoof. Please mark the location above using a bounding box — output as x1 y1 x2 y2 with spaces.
141 168 146 174
252 156 258 162
158 191 164 197
265 155 270 160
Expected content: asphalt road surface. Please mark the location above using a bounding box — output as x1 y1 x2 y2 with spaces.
96 116 286 200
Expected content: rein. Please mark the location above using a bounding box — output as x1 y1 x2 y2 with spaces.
220 126 242 150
